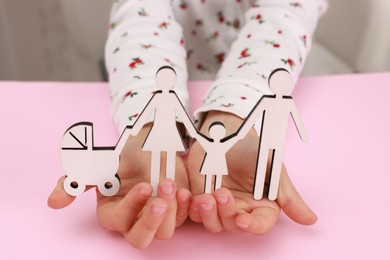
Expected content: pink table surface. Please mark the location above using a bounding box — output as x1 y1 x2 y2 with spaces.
1 73 390 259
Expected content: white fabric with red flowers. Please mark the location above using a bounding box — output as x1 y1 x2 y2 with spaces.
105 0 328 131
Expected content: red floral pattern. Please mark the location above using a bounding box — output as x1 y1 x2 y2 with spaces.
106 0 328 128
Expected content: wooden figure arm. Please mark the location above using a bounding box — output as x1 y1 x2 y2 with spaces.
289 99 309 142
177 107 198 138
172 92 198 138
237 95 269 138
235 122 252 140
220 132 242 149
131 94 158 135
114 126 134 153
194 130 213 149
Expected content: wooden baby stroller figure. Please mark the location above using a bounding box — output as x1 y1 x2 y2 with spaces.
60 122 132 196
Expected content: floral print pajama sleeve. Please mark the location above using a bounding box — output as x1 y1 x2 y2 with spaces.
105 0 328 132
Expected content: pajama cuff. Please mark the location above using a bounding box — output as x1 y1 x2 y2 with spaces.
194 79 272 127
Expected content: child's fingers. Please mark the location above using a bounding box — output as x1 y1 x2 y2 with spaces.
124 198 168 249
176 188 192 227
197 194 224 233
214 188 241 234
47 176 76 209
188 195 202 223
277 169 318 225
96 182 152 232
155 179 177 240
235 200 280 235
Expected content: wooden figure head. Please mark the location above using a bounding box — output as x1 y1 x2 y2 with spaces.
268 68 292 96
156 66 177 91
208 122 226 141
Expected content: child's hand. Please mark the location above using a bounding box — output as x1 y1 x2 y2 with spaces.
48 126 192 248
187 111 317 234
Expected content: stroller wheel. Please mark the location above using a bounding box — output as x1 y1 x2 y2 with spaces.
63 176 85 196
98 174 120 196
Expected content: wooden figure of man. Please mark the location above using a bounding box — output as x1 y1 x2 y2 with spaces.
240 68 309 200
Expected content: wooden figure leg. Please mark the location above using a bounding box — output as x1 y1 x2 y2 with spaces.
214 175 222 191
253 147 269 200
204 175 212 194
151 151 161 196
268 150 283 201
166 151 176 180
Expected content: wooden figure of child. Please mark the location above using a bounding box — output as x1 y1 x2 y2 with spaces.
194 122 247 193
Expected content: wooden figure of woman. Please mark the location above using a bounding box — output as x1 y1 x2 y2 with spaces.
131 66 197 195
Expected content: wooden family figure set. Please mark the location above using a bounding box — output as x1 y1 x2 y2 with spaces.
60 66 308 201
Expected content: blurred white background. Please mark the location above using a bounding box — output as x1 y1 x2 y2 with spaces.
1 0 389 81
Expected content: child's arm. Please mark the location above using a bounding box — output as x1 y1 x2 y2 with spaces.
106 0 189 132
194 0 328 125
105 1 191 247
189 0 327 234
